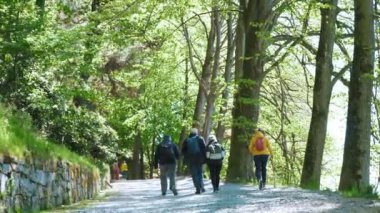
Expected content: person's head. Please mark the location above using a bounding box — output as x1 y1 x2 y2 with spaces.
190 128 198 135
208 135 217 143
163 134 171 142
256 128 265 136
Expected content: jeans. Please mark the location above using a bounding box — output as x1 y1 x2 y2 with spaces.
189 163 204 192
253 155 269 183
159 164 177 194
121 171 128 179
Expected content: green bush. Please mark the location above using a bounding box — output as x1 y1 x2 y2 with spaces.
0 105 96 170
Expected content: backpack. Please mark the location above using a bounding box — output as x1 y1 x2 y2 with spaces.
159 142 176 162
207 143 224 160
187 136 200 155
255 137 265 151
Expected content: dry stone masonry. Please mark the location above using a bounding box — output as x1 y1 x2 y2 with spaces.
0 154 106 212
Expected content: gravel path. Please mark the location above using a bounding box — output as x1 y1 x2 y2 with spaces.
64 177 379 213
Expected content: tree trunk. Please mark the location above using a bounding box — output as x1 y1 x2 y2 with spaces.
339 0 374 192
36 0 45 19
131 130 142 179
227 0 273 182
182 16 215 130
300 0 338 190
216 12 235 143
91 0 100 11
149 134 156 178
234 0 246 80
193 22 215 130
203 8 221 138
140 143 145 179
178 127 188 175
178 58 190 174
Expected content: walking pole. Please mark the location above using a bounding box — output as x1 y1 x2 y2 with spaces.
270 157 276 188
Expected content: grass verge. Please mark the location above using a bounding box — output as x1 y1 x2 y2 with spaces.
0 105 96 170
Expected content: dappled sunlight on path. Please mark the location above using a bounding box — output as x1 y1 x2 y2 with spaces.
70 177 380 213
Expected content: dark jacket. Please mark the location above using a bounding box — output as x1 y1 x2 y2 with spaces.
181 133 206 165
154 136 179 167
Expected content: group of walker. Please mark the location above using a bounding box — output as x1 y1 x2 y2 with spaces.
112 161 128 180
154 128 273 196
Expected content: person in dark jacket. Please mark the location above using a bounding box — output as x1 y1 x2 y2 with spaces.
181 128 206 194
206 135 225 192
154 135 180 196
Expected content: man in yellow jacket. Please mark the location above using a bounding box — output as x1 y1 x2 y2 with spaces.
249 128 273 190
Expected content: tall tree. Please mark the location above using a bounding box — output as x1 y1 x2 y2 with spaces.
227 0 274 181
36 0 45 19
182 13 215 130
91 0 100 11
131 130 143 179
178 58 191 174
203 7 221 138
216 12 235 142
339 0 374 192
300 0 338 190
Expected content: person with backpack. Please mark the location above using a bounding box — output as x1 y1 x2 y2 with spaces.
154 135 180 196
248 128 273 190
206 134 225 192
181 128 206 194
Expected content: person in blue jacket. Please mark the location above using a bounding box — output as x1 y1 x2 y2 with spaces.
181 128 206 194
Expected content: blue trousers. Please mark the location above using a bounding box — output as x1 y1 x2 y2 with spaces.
189 163 204 192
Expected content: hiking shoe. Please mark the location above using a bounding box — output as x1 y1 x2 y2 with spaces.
201 187 206 193
162 192 166 196
172 189 178 196
195 190 201 194
259 180 264 190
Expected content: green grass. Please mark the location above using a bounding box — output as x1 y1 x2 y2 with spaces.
40 191 117 213
341 185 379 199
0 106 96 171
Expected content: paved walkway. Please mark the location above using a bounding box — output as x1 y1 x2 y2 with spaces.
51 177 380 213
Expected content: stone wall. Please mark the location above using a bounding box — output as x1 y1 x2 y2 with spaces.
0 154 107 212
